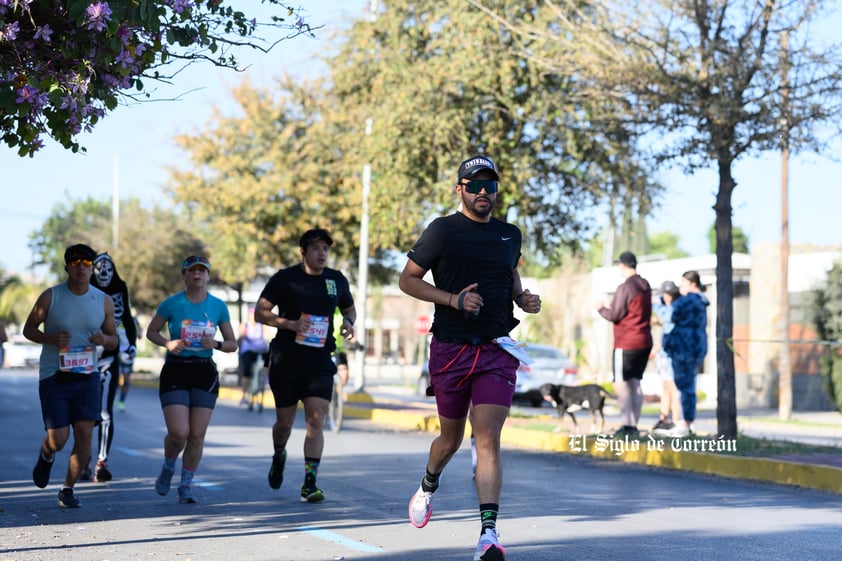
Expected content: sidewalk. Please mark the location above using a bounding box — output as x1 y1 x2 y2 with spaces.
204 367 842 495
344 389 842 495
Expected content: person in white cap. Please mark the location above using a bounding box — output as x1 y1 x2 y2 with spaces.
146 255 238 504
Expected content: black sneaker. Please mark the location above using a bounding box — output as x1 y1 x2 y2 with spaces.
652 419 674 432
178 485 197 504
57 488 80 508
93 460 112 483
613 425 639 438
78 466 92 481
155 464 175 496
33 451 54 489
300 483 325 503
268 452 286 490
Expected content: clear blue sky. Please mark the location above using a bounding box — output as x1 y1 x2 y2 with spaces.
2 1 840 277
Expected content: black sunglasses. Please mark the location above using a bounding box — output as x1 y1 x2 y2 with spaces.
461 179 498 194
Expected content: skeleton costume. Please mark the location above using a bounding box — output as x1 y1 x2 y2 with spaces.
87 253 137 482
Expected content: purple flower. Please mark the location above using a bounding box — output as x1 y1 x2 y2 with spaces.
86 2 113 32
169 0 192 15
116 26 132 45
69 119 83 135
1 21 20 41
34 24 53 42
69 78 89 95
60 93 79 111
15 84 39 104
116 49 133 68
32 91 49 111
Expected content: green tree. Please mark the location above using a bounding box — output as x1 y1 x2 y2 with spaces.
165 78 362 285
812 262 842 413
0 1 315 155
649 231 689 259
0 272 43 327
329 0 658 264
570 0 842 437
708 223 749 255
28 196 205 312
166 1 660 285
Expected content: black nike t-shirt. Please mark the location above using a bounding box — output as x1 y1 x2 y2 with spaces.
407 212 522 341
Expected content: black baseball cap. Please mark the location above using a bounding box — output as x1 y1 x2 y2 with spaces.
299 228 334 249
615 251 637 268
64 243 97 264
457 156 499 182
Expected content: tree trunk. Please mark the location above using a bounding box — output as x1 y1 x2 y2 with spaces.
714 160 738 438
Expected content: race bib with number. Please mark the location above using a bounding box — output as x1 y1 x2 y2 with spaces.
493 336 534 365
59 345 97 374
295 314 329 348
181 320 215 350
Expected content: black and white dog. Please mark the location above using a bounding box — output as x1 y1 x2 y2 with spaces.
539 383 616 434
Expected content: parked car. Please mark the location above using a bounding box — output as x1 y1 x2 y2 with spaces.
416 343 578 406
417 360 433 397
515 343 579 406
3 335 41 368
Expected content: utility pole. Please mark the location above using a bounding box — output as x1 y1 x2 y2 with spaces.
352 0 378 392
779 30 792 420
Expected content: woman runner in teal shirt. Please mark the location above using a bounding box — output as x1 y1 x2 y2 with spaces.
146 255 238 504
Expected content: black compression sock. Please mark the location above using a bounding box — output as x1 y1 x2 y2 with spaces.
421 468 440 493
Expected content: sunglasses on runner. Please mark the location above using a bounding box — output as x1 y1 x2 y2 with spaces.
69 259 93 267
461 179 498 194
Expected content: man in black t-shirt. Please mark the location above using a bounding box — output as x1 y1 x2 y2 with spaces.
255 229 356 503
399 155 541 561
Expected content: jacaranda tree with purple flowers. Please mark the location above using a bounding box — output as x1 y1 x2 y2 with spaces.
0 0 315 156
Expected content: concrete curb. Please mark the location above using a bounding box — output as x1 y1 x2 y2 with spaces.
169 382 842 495
337 394 842 496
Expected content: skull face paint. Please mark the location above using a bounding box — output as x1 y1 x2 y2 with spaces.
94 256 114 287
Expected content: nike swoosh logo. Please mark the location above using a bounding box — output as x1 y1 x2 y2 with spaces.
501 237 511 241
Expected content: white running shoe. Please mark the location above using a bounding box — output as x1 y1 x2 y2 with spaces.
474 528 506 561
654 424 689 438
408 485 433 528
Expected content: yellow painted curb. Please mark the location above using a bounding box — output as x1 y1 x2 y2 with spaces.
144 379 842 495
344 403 842 496
496 426 842 495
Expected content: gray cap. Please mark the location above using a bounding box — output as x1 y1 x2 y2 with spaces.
659 280 680 297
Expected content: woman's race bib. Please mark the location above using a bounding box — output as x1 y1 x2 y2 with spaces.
181 319 215 350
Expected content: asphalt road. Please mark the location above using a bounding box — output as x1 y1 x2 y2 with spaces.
1 367 840 561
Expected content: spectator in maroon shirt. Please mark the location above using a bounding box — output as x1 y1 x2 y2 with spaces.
597 251 653 437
